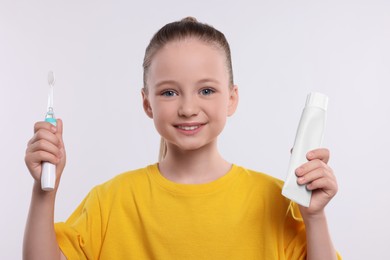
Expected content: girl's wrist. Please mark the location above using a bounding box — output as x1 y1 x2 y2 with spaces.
301 209 327 226
32 181 58 200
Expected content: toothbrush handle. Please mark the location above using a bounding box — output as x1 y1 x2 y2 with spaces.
41 117 57 191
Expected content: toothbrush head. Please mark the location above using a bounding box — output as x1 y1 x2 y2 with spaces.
47 71 55 110
48 71 55 86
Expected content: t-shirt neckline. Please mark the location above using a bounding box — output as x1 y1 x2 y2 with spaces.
147 163 239 196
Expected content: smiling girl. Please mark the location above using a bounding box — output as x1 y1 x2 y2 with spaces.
24 17 340 259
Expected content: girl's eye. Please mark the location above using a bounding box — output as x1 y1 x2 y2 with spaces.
161 90 177 97
200 88 215 96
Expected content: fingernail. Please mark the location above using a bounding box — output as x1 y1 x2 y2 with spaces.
307 152 313 159
298 177 305 184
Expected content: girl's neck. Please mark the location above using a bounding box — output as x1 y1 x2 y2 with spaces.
158 142 231 184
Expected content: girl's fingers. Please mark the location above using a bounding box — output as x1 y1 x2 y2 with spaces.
29 150 60 165
306 148 330 164
295 150 336 195
34 121 57 134
56 118 63 135
55 119 65 149
296 148 338 215
295 159 327 177
26 123 63 171
29 129 61 148
26 120 66 184
306 177 338 197
27 139 62 159
297 166 332 185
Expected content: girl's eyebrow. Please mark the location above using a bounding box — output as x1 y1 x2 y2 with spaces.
155 78 220 87
154 80 178 88
197 78 220 85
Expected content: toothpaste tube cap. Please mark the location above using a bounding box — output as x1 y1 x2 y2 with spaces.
305 92 328 111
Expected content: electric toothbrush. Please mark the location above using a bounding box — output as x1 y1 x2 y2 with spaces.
41 71 57 191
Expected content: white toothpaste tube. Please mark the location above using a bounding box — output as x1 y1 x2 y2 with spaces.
282 92 328 207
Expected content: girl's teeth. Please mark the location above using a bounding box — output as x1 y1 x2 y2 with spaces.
178 125 199 130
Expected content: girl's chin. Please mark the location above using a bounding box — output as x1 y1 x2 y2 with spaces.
166 140 217 153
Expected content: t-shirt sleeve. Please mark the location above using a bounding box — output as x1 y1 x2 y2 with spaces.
55 187 103 260
283 201 307 259
283 201 342 260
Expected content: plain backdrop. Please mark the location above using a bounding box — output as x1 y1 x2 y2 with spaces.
1 0 389 259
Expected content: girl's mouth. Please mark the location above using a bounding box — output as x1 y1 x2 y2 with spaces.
176 125 200 131
174 123 205 135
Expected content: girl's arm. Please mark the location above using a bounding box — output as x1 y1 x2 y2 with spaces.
295 148 338 260
303 211 337 260
23 120 67 260
23 183 66 260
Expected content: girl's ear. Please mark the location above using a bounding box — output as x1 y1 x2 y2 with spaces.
142 88 153 118
227 85 239 116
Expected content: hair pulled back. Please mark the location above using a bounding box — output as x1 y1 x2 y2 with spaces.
143 17 234 90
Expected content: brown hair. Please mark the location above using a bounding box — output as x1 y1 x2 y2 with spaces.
142 17 234 161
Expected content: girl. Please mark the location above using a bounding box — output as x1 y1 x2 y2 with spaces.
24 17 340 260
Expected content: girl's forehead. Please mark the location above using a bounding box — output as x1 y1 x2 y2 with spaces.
151 39 225 67
147 39 229 85
158 38 224 58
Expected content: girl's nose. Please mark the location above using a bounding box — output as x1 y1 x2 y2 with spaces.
178 97 199 117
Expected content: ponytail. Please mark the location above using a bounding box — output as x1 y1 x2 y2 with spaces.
158 137 167 162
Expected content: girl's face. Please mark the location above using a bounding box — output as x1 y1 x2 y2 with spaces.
143 38 238 152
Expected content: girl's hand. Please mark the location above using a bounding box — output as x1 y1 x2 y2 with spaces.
25 119 66 190
295 148 338 219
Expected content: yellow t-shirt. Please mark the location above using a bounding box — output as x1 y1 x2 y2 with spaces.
55 164 336 259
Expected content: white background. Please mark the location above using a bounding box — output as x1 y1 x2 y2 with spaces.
1 0 389 259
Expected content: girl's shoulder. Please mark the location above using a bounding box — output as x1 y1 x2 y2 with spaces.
93 164 154 195
234 164 283 185
233 164 285 194
231 165 293 210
